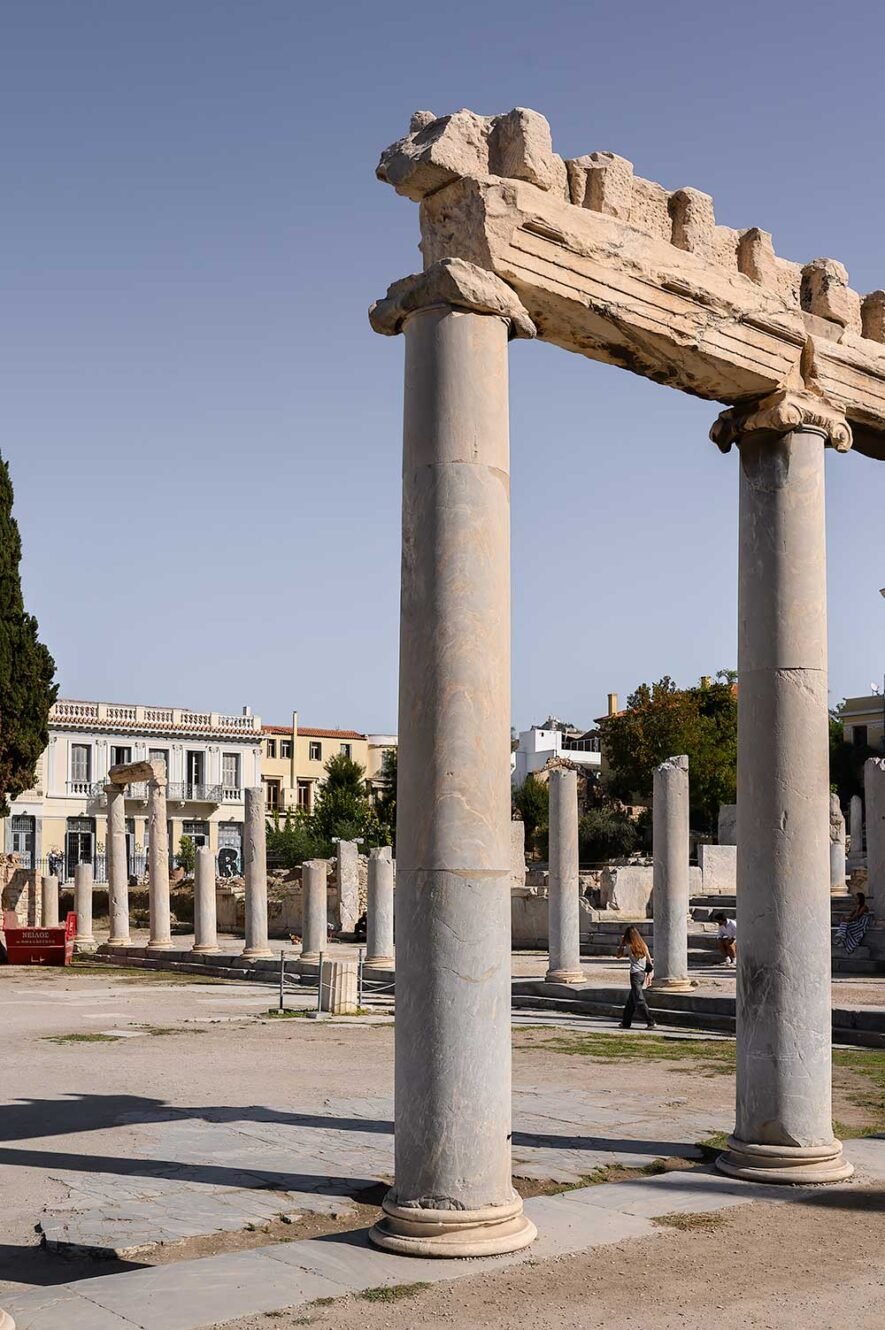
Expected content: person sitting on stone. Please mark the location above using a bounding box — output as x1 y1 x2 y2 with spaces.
711 911 736 965
616 926 656 1030
834 892 873 954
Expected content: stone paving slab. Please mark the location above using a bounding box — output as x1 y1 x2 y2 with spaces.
2 1287 141 1329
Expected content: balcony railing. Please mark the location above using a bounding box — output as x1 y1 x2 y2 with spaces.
167 783 223 802
562 737 602 753
64 780 242 803
51 700 262 733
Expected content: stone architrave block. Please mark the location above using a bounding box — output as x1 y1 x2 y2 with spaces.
697 844 737 895
718 805 737 846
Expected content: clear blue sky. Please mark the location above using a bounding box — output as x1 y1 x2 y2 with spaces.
3 1 884 734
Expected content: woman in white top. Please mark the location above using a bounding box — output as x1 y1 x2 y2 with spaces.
616 926 656 1029
711 911 736 965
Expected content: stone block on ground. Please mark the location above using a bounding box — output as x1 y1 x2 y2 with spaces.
698 843 737 895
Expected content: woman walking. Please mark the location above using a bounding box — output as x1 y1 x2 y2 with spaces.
616 925 657 1029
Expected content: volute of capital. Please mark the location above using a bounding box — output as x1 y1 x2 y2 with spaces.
710 337 852 454
369 257 536 339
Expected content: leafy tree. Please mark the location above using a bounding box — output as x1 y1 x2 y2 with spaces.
311 752 386 854
176 836 196 874
601 673 737 832
266 811 322 868
578 807 638 863
374 747 397 845
829 703 876 805
0 454 57 816
512 774 549 855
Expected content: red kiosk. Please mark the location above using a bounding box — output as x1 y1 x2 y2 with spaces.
3 912 77 966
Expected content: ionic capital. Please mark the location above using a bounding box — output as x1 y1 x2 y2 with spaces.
711 339 852 454
369 258 536 339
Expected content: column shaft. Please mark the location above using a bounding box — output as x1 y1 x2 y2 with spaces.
366 846 395 968
718 428 850 1183
193 845 219 953
370 306 534 1257
865 757 885 898
147 777 172 949
651 755 691 990
42 876 59 927
106 784 131 946
300 859 327 960
243 787 271 957
545 768 585 983
73 863 95 952
848 793 864 866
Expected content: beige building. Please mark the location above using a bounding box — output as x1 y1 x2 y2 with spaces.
7 699 263 880
840 693 885 753
261 713 396 815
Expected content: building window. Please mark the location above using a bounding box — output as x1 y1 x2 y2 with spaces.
181 820 209 848
265 779 281 811
297 780 312 811
267 739 277 759
280 740 292 759
110 746 132 768
340 742 352 759
222 753 241 791
309 741 322 762
149 748 169 774
70 744 91 783
852 725 869 749
10 814 35 867
66 816 95 875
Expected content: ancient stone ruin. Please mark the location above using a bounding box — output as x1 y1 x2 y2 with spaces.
369 106 870 1259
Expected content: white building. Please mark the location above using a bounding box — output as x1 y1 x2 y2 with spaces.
7 699 263 881
512 723 602 785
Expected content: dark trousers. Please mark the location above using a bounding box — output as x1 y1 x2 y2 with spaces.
622 971 654 1027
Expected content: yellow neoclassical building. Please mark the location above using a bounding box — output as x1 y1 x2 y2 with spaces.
261 712 396 815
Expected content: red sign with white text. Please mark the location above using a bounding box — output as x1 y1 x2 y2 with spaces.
4 913 77 966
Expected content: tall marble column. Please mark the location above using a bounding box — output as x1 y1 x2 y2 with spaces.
545 767 585 983
242 787 272 957
73 862 96 953
105 783 132 946
300 859 328 961
829 793 847 895
711 388 852 1184
367 261 537 1256
147 770 173 950
651 754 692 990
42 875 59 927
865 757 885 899
193 845 219 953
848 793 865 868
365 846 395 968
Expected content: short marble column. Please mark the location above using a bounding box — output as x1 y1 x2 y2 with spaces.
73 862 96 953
336 839 361 933
193 845 219 953
651 754 692 991
242 787 272 957
300 858 327 961
829 793 847 895
711 403 852 1185
848 793 865 868
105 783 132 946
147 773 173 949
368 265 536 1257
545 768 585 983
365 846 395 968
41 875 59 927
865 757 885 899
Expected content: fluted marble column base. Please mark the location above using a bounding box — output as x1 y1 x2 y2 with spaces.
717 1135 853 1184
650 977 693 992
370 1193 537 1257
544 967 586 984
364 954 395 970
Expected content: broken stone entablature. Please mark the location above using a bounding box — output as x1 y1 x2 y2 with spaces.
376 106 885 457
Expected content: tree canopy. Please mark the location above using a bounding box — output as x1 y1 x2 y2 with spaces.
267 752 393 865
0 454 57 816
600 674 737 832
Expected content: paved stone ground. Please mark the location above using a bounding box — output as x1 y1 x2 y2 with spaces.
1 964 882 1329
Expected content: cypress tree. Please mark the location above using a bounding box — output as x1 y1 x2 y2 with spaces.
0 454 57 815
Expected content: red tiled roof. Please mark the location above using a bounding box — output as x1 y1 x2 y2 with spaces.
262 725 366 740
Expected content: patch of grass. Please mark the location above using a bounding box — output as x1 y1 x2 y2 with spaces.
652 1210 729 1232
696 1131 730 1156
139 1025 207 1037
69 963 227 985
306 1297 339 1308
833 1048 885 1136
359 1283 431 1303
265 1008 312 1019
43 1032 118 1045
539 1031 736 1075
